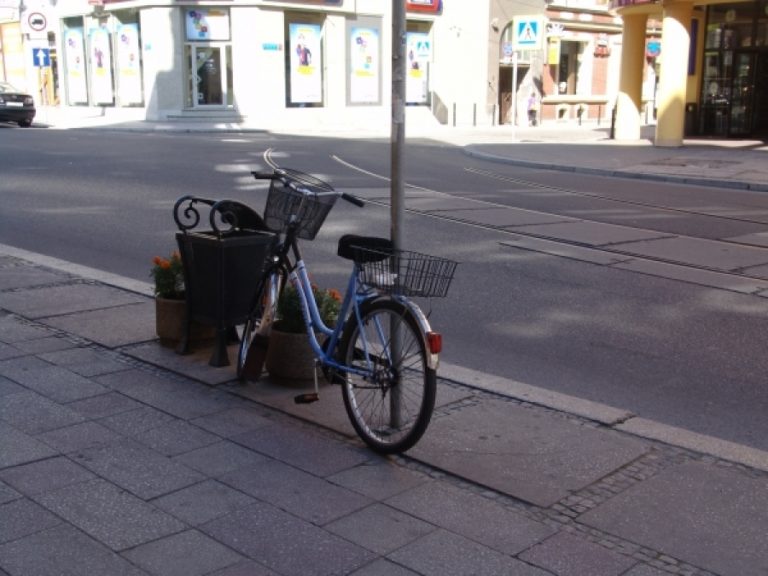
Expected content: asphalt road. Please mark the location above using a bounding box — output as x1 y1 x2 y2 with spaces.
3 127 768 452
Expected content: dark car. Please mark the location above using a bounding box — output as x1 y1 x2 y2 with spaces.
0 82 36 127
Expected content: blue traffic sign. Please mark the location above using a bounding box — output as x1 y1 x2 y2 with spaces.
33 48 51 68
512 16 544 50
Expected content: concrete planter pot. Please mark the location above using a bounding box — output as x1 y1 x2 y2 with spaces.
265 325 317 382
155 297 215 347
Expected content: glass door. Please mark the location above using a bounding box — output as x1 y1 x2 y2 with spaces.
700 51 731 135
188 44 228 107
729 52 755 135
753 53 768 136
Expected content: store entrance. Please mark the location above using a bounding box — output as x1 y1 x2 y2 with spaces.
499 65 528 125
186 44 232 107
731 51 768 138
700 50 768 139
752 53 768 138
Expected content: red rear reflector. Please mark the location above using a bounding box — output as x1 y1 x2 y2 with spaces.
427 331 442 354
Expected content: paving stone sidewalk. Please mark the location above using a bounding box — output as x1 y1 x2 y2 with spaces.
2 248 768 576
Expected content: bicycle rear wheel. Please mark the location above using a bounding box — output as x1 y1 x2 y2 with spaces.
237 268 283 380
338 298 436 454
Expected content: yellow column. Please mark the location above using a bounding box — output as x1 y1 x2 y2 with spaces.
615 13 647 140
655 0 693 147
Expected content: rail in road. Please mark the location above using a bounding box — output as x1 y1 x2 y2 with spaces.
330 155 768 299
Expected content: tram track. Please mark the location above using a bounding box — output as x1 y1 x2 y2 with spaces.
327 153 768 295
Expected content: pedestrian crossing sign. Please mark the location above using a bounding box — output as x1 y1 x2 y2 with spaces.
512 16 544 50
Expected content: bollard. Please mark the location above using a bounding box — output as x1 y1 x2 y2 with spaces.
610 106 617 139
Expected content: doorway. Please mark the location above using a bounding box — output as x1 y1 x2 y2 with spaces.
499 65 528 125
729 51 768 137
753 53 768 137
186 44 232 107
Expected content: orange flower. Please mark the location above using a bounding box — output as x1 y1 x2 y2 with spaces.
328 288 342 302
151 250 185 299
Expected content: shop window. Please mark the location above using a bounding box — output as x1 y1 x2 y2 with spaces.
285 14 324 107
406 21 432 105
89 23 114 105
63 12 143 108
63 20 88 104
347 17 382 105
115 22 142 105
758 0 768 47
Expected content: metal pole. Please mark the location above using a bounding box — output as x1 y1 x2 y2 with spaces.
511 52 519 140
391 0 405 253
390 0 406 428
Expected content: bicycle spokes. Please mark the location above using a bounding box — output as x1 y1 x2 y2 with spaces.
341 302 435 453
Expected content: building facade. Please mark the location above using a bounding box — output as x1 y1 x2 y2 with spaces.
3 0 764 142
2 0 555 130
613 0 768 145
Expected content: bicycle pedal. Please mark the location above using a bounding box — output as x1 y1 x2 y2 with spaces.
294 393 319 404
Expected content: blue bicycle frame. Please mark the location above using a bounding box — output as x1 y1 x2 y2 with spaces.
286 258 378 380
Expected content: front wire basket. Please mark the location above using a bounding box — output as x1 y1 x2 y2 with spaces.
354 247 458 298
264 169 337 240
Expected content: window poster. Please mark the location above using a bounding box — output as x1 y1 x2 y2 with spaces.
186 9 230 41
288 22 322 104
64 28 88 104
116 24 142 104
406 32 430 104
89 27 114 104
350 26 380 104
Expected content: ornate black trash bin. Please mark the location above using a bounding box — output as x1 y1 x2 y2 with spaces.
173 196 276 367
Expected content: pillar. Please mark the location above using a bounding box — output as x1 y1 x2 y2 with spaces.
614 13 647 140
655 0 693 147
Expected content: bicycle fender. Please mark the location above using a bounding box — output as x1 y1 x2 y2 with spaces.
396 297 440 371
360 295 439 371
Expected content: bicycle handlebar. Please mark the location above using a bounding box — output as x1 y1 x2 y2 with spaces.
251 170 364 207
341 192 365 207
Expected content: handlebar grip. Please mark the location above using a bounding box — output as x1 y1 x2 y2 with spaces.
251 171 277 180
341 192 365 207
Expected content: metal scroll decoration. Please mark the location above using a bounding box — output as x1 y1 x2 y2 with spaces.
173 196 266 236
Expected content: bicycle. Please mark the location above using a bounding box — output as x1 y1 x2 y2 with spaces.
237 167 457 454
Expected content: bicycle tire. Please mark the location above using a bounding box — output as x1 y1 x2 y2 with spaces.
237 268 283 381
338 298 436 454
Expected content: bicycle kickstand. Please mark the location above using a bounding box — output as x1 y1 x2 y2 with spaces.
294 360 321 404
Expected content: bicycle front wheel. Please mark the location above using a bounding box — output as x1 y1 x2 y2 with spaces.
339 298 436 454
237 268 283 380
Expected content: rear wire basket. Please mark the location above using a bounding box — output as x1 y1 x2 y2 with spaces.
264 168 337 240
353 247 458 298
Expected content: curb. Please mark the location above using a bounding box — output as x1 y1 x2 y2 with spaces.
441 362 768 474
7 240 765 475
463 146 768 193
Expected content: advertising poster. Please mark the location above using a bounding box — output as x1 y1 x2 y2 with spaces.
406 32 430 104
186 9 230 42
289 23 322 104
350 27 379 104
90 27 114 104
64 28 88 104
116 24 142 104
